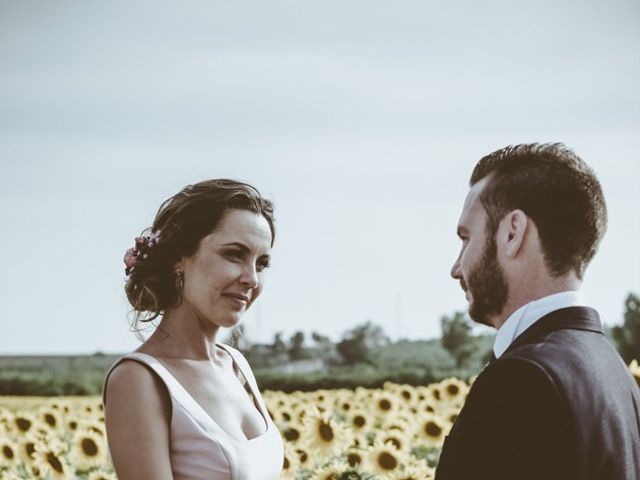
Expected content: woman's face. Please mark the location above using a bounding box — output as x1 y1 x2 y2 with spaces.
179 209 273 330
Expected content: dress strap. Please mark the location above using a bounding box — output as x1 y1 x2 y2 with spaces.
215 344 269 417
102 352 188 406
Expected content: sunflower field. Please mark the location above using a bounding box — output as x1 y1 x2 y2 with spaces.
1 361 639 480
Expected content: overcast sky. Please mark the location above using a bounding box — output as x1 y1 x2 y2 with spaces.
1 0 639 354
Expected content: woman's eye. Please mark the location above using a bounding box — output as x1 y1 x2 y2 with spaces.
257 260 271 272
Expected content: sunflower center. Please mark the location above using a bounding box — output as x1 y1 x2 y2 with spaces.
284 428 300 441
347 452 362 466
3 446 14 460
425 421 442 437
296 449 308 463
44 414 56 427
353 415 366 428
319 422 334 442
447 385 459 395
81 438 99 456
69 421 78 430
26 442 36 459
433 390 441 400
282 412 291 421
283 457 290 469
16 418 32 432
378 451 398 470
379 399 392 411
401 390 411 400
47 452 64 473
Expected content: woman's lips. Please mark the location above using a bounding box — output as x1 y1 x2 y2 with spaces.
223 292 250 306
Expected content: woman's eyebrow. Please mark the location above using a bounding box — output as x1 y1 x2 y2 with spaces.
220 242 249 251
220 242 270 257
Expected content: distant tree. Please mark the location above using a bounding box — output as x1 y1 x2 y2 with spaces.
612 293 640 363
289 331 306 360
441 311 477 367
311 331 331 345
271 332 287 354
337 321 389 365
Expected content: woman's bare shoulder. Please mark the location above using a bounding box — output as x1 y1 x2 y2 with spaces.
104 358 174 479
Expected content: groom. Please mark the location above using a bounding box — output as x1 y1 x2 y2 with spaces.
435 144 640 480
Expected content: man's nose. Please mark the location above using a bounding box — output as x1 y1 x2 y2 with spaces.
450 257 461 280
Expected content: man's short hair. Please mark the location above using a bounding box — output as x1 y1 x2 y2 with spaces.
471 143 607 278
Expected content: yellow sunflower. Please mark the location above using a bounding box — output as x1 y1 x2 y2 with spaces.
0 438 19 469
70 429 107 471
417 398 438 416
12 412 36 435
391 463 435 480
415 413 448 447
350 431 372 449
0 409 14 429
346 409 373 434
440 378 469 404
378 430 410 453
437 405 461 426
66 418 80 432
301 410 352 457
78 420 106 437
335 396 355 417
397 385 417 406
35 447 73 480
37 407 62 431
381 415 412 436
372 391 398 418
281 443 300 479
88 469 118 480
282 423 303 444
308 460 350 480
344 446 366 468
367 439 407 478
277 408 294 424
18 434 40 464
295 447 312 469
427 384 443 403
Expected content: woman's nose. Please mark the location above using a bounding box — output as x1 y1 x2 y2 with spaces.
240 264 259 288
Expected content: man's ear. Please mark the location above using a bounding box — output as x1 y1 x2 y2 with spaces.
499 209 529 258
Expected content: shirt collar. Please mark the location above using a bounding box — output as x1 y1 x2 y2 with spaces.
493 290 587 359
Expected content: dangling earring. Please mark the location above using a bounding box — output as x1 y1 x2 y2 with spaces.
175 269 184 292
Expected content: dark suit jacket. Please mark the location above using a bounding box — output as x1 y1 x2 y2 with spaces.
435 307 640 480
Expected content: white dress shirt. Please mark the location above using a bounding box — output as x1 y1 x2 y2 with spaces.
493 290 588 359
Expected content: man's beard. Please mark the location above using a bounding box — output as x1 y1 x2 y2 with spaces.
466 234 509 327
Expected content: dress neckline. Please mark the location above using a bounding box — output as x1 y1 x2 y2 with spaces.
126 347 270 443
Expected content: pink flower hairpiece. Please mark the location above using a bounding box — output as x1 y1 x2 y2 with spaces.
124 231 160 276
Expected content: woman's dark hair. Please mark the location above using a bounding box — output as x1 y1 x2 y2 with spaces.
470 143 607 279
124 179 275 327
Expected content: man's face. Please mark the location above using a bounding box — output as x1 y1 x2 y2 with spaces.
451 178 509 327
